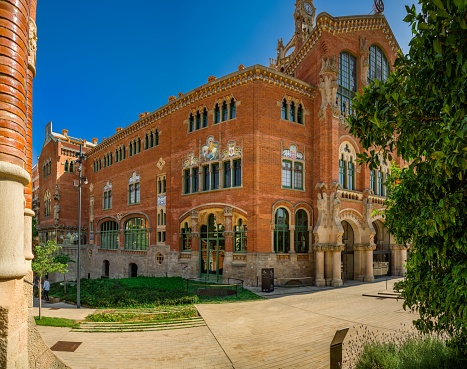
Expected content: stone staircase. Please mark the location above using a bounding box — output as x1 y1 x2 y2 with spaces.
73 316 206 333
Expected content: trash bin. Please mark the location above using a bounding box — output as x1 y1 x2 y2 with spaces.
261 268 274 292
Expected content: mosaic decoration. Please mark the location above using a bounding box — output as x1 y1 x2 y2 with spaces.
282 144 304 160
182 152 199 168
201 136 219 161
104 181 112 191
129 171 140 184
221 140 242 159
157 157 166 170
157 195 166 206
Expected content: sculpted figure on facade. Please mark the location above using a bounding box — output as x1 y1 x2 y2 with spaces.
318 56 338 119
28 18 37 71
54 204 60 224
360 37 370 86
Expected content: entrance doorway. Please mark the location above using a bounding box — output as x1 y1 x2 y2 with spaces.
200 214 225 280
373 220 391 277
129 263 138 278
342 220 355 280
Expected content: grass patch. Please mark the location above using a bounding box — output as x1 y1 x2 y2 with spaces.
34 316 79 329
345 326 467 369
85 306 199 323
50 277 198 308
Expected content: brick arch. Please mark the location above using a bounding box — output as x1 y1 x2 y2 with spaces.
292 202 314 227
271 200 294 221
339 208 364 244
178 203 247 222
121 212 151 229
96 216 120 229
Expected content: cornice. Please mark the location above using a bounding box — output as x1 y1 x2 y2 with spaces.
284 13 400 75
87 65 314 157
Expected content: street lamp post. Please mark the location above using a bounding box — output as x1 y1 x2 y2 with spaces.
75 145 86 308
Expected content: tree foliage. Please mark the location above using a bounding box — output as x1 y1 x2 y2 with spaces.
347 0 467 354
32 241 69 318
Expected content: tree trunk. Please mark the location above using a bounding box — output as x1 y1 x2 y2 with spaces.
38 276 42 319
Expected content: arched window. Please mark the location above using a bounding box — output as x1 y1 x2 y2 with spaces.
297 104 304 124
196 111 201 130
181 222 192 251
222 100 228 121
274 208 289 253
368 45 389 82
129 142 133 157
338 52 357 115
44 190 51 217
100 221 118 249
214 103 220 124
338 143 357 190
281 98 288 120
124 217 149 250
295 210 309 253
69 160 74 172
202 108 208 128
189 113 194 132
155 129 159 145
145 133 149 149
64 160 69 172
234 219 247 252
289 101 295 122
229 98 236 119
370 157 390 196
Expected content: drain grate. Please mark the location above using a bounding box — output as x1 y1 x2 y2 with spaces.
50 341 82 352
49 308 60 310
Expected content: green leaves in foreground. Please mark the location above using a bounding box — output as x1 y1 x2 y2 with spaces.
347 0 467 355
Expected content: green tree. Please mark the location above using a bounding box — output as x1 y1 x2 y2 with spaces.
32 241 69 319
54 253 75 294
347 0 467 354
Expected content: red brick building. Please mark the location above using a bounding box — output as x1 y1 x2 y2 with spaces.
37 1 407 286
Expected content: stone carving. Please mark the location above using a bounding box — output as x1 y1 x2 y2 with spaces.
318 56 338 119
28 18 37 70
360 37 370 87
54 204 60 224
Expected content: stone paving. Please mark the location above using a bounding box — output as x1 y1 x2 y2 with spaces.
34 278 416 369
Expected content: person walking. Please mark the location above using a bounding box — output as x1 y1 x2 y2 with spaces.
43 278 50 302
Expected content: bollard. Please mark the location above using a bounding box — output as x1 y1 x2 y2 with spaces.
330 327 349 369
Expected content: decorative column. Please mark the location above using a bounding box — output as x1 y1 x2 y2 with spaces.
324 250 333 286
190 210 200 252
364 245 376 282
223 207 233 253
289 225 295 253
390 244 408 276
331 246 344 287
312 245 325 287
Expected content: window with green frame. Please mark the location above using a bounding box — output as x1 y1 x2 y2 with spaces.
224 161 231 188
282 160 292 187
128 182 140 204
274 208 290 253
338 51 357 115
370 168 387 196
282 160 303 189
103 189 112 209
339 154 355 190
100 220 119 249
181 222 192 251
124 217 148 250
295 210 309 253
234 219 247 252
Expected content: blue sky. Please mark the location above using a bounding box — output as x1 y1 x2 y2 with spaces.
33 0 418 162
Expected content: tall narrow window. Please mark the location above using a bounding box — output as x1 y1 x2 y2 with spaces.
203 108 208 128
224 161 231 188
214 104 220 124
44 190 51 217
339 157 346 188
196 111 201 130
347 161 355 190
184 169 190 194
181 222 192 251
203 166 210 191
192 168 199 193
338 52 357 115
233 160 242 187
282 160 292 188
289 101 295 122
234 219 247 252
229 98 236 119
294 162 303 190
155 129 159 146
297 104 303 124
338 143 357 190
274 208 290 253
211 163 219 190
222 101 228 121
295 210 309 253
103 189 112 209
368 45 389 82
281 99 288 120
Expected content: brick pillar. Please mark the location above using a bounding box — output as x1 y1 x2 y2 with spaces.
0 0 34 367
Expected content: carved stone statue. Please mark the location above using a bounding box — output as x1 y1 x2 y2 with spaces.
54 204 60 223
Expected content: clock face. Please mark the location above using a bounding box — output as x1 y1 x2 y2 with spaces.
304 2 314 15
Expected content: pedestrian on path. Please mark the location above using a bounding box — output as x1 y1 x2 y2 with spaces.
43 278 50 302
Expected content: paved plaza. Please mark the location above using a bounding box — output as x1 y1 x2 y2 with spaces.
34 278 416 368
